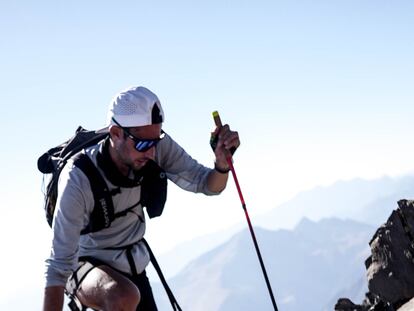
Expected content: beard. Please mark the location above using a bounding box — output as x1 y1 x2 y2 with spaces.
114 139 155 175
129 158 150 171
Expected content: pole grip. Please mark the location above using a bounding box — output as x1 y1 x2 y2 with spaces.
212 111 233 161
212 110 223 127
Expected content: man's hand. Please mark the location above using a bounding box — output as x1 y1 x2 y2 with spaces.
211 124 240 172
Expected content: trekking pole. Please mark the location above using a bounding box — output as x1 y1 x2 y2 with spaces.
212 111 279 311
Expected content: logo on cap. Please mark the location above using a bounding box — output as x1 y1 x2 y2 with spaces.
152 103 163 124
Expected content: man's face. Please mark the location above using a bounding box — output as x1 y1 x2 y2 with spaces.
116 123 162 171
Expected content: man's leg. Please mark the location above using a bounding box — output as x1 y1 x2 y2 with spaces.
128 271 158 310
76 265 140 311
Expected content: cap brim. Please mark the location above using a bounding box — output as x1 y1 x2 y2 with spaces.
95 126 110 134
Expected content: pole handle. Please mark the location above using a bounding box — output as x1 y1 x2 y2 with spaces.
212 110 223 127
212 111 233 161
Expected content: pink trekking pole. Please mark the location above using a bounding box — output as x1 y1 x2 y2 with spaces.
212 111 278 311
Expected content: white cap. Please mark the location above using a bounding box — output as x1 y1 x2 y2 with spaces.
106 86 164 127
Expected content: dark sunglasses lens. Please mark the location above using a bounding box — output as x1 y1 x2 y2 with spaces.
135 140 157 152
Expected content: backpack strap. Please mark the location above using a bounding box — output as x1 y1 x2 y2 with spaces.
104 239 182 311
142 239 182 311
65 261 95 311
73 153 115 235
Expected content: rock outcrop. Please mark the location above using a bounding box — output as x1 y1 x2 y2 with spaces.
335 199 414 311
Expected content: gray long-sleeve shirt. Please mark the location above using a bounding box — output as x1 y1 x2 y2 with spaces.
45 133 219 287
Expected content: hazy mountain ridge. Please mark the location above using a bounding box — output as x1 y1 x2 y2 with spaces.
255 175 414 230
148 224 244 279
154 174 414 281
153 217 375 311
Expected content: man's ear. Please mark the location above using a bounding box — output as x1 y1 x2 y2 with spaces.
109 126 123 141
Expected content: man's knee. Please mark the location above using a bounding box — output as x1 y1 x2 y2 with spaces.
77 265 141 311
103 279 141 311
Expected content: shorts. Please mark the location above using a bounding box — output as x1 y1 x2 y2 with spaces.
66 256 158 311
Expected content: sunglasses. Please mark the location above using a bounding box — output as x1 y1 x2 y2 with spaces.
112 117 165 152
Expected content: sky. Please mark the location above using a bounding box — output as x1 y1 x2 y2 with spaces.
1 0 414 308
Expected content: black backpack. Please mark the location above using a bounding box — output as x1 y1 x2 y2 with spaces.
37 126 167 233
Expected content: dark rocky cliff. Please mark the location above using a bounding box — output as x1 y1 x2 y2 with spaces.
335 200 414 311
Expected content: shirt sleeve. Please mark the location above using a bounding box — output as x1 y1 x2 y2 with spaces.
44 162 92 287
155 133 221 195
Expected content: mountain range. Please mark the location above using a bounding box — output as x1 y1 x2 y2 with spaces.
255 175 414 230
151 217 375 311
152 174 414 280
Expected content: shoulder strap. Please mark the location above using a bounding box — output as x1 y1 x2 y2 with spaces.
73 153 115 235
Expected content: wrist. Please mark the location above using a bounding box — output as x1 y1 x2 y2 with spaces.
214 162 230 174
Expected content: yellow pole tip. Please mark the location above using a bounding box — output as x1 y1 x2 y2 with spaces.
212 111 219 117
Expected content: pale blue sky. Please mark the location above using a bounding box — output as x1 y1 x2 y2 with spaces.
1 1 413 308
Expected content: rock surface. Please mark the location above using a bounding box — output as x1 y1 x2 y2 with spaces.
335 199 414 311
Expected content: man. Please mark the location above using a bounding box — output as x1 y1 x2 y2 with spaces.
43 86 240 311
